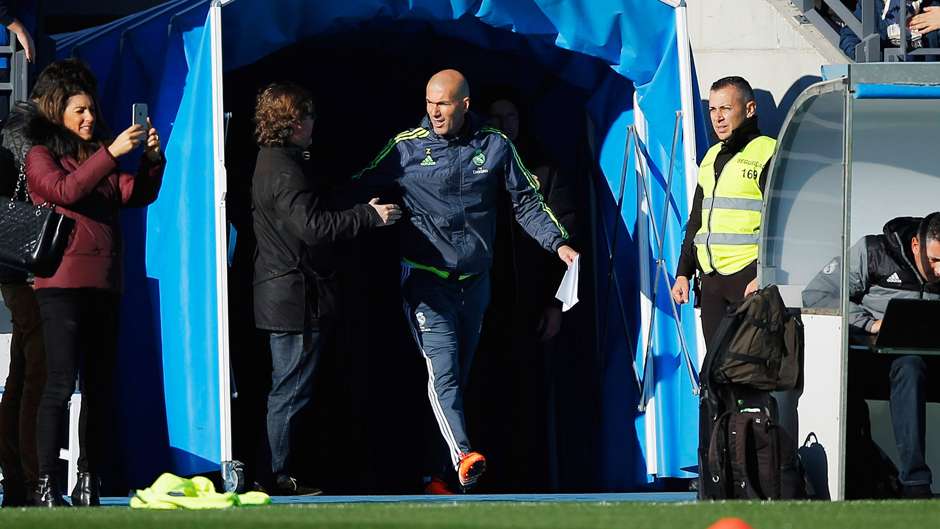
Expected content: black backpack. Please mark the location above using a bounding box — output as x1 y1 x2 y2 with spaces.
698 285 808 500
698 387 807 500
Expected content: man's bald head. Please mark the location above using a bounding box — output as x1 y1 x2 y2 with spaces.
426 69 470 136
428 69 469 99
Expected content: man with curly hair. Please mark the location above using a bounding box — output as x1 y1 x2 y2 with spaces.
251 83 401 495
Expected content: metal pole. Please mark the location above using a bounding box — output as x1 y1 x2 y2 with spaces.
637 112 700 412
597 125 642 393
600 126 636 347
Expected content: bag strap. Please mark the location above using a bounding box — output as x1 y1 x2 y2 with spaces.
707 410 733 484
700 309 742 389
12 163 27 202
729 413 757 498
14 163 52 209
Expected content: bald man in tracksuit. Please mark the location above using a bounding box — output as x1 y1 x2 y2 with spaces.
355 69 578 492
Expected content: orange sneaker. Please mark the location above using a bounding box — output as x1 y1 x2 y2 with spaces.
423 476 455 495
457 451 486 489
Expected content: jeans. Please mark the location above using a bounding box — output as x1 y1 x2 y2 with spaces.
265 327 323 478
888 355 931 486
34 288 119 476
401 267 490 471
0 283 46 487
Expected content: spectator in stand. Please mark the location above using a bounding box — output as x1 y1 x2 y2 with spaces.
0 0 35 63
840 0 940 60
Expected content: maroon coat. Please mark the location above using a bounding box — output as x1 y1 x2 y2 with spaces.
25 145 164 291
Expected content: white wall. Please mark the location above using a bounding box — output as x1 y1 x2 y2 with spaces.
687 0 846 138
0 334 10 390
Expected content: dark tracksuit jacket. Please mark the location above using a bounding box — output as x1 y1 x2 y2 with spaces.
355 112 568 470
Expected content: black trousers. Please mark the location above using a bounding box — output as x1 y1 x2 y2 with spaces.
0 283 46 487
34 288 119 476
699 261 757 348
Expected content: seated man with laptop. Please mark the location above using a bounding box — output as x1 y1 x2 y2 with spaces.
804 213 940 498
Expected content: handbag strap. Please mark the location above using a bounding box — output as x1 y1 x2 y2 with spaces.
12 163 52 209
12 163 27 202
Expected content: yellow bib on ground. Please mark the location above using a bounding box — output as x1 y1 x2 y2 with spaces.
130 472 271 509
694 136 775 275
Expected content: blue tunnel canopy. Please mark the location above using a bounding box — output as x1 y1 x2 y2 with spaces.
53 0 704 490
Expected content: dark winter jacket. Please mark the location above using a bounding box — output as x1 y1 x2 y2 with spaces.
0 1 13 27
354 112 568 277
676 116 770 279
802 216 940 332
0 102 34 283
24 105 164 291
252 145 380 332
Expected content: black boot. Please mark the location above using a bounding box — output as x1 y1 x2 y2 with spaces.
33 475 67 507
1 477 30 507
70 472 100 507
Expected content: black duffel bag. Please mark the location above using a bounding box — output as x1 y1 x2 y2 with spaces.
703 284 803 391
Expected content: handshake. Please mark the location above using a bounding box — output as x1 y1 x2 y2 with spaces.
368 198 402 226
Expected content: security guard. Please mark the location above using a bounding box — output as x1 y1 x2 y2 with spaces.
354 69 578 493
671 76 776 345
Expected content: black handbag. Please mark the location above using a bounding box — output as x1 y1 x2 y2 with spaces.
0 168 74 278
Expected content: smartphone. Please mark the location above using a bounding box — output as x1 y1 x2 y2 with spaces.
132 103 149 130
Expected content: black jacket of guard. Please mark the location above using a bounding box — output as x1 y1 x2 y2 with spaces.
252 144 380 332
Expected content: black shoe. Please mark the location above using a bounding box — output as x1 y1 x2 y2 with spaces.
70 472 100 507
1 478 30 507
901 484 934 499
33 475 68 507
272 475 322 496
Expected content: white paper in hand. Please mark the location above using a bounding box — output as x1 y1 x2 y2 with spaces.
554 254 580 312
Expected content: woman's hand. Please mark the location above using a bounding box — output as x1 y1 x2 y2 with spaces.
145 119 162 162
108 124 146 159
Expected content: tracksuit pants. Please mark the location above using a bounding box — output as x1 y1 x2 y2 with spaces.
400 265 489 471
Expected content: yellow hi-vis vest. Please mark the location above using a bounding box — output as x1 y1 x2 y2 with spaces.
694 136 776 275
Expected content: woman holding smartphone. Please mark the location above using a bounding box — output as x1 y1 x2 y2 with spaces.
23 59 164 507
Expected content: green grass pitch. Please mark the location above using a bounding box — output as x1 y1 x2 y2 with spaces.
0 500 937 529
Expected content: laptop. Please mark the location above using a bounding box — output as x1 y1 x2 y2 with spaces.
874 298 940 356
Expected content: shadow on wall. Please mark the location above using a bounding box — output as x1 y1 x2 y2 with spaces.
0 302 10 333
700 75 822 141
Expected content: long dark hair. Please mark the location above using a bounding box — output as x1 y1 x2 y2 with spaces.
31 59 109 162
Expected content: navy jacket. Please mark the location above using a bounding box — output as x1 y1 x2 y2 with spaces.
355 113 568 276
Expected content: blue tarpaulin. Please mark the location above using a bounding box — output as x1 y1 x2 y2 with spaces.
54 0 705 489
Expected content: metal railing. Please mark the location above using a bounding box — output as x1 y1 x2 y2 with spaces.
793 0 940 62
0 28 28 110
